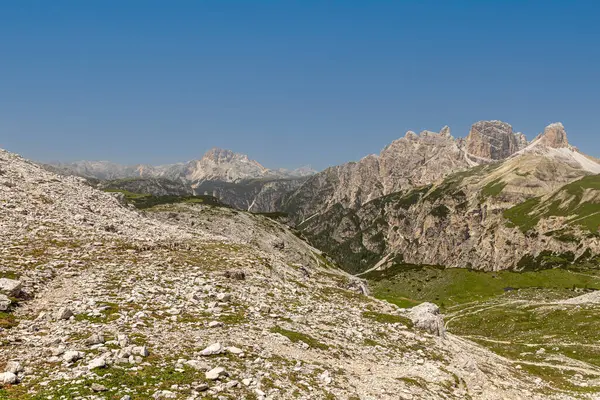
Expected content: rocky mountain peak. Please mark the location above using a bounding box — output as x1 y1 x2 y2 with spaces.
537 122 569 148
514 132 528 150
440 125 451 137
465 120 518 160
201 147 252 164
404 130 418 140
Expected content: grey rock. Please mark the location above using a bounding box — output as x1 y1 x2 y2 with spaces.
407 303 446 338
205 366 227 380
91 383 108 392
55 307 74 320
62 350 84 363
185 360 209 371
87 357 107 370
4 361 23 374
0 372 17 384
465 120 517 160
0 278 21 297
200 343 223 356
86 333 105 345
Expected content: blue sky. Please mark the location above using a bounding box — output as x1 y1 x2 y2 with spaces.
1 1 599 170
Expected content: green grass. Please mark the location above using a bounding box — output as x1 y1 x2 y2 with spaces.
104 189 224 209
424 163 501 202
0 362 210 399
449 304 600 347
0 271 20 280
365 259 600 396
430 205 450 219
447 296 600 394
252 211 289 220
503 198 541 232
366 185 433 210
365 264 600 310
299 204 384 274
270 326 329 350
504 175 600 233
516 363 600 394
516 250 576 271
75 302 120 323
480 178 507 199
396 376 427 389
362 311 413 328
0 311 18 329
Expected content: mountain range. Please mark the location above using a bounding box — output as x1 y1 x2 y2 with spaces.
47 147 316 183
43 120 600 274
284 121 600 273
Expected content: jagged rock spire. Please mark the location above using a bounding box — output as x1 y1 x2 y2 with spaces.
537 122 569 148
439 126 451 137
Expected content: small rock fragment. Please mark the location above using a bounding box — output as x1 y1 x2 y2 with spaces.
0 278 21 297
226 346 243 355
205 366 227 380
63 351 83 363
200 343 222 356
87 357 107 370
216 293 231 302
117 334 129 347
132 345 149 357
86 333 105 346
55 307 74 321
223 270 245 280
91 383 107 392
0 372 17 384
185 360 209 371
5 361 23 374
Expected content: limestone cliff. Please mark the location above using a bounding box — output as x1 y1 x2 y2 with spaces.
286 123 600 273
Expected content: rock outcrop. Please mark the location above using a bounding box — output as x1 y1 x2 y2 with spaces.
465 120 519 160
184 148 270 183
407 303 446 338
535 122 569 148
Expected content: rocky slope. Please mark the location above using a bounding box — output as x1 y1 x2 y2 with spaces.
286 122 600 273
3 146 581 399
194 177 307 213
284 126 471 223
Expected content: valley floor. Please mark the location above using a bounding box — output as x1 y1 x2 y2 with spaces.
366 265 600 397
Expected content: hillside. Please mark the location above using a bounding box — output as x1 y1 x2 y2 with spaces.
286 122 600 273
1 147 578 399
97 178 193 197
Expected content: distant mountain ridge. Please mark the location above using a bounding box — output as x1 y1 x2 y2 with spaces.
46 147 316 183
42 120 600 274
283 121 599 222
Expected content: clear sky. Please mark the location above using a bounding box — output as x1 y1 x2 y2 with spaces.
1 1 599 170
